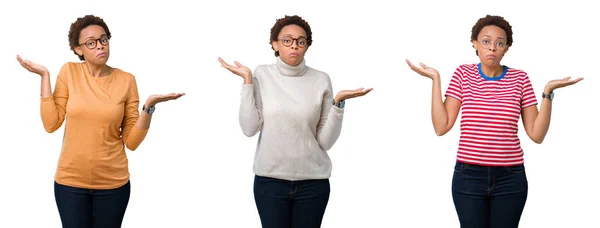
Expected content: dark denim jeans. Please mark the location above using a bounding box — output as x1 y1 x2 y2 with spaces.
54 180 131 228
254 175 330 228
452 161 528 228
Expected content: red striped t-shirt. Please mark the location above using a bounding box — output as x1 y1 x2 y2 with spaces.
445 63 538 166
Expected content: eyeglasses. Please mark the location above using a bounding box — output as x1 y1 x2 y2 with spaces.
478 38 507 50
278 35 308 48
79 35 110 49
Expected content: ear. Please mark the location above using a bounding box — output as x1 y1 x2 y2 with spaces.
471 40 478 50
75 46 84 57
271 40 279 52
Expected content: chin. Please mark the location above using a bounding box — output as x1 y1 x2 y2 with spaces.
290 58 304 65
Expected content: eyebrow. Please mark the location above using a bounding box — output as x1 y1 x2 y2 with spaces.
282 34 307 38
481 35 505 40
84 34 107 39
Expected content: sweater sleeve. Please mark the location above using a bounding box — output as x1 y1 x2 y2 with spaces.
121 76 148 151
40 63 70 133
315 75 344 151
239 70 264 137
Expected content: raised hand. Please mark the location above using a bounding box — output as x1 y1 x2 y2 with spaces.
218 57 252 82
545 76 584 93
17 55 49 77
335 88 373 102
406 59 440 80
145 93 185 107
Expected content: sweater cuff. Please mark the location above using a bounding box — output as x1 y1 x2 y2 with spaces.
241 84 254 96
330 105 345 116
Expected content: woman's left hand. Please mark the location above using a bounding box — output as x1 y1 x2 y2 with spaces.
145 93 186 107
544 76 584 93
334 88 373 102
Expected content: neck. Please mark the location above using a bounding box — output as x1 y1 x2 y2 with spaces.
480 63 504 77
276 57 308 77
85 61 111 77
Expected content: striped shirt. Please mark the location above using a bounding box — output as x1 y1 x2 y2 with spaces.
445 63 537 166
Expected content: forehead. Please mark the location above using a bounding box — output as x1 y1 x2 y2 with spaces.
479 25 506 38
279 24 306 37
79 25 107 40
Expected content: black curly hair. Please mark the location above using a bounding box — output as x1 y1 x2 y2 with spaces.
471 15 513 56
68 15 111 60
270 15 312 57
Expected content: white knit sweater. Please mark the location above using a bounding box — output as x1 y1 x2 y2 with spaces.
239 57 344 181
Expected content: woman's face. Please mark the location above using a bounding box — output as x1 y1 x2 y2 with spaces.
271 24 309 66
472 25 509 68
75 25 110 65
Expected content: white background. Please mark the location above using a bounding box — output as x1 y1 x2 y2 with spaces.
1 0 598 227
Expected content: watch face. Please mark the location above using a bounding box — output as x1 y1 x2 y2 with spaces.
144 106 155 114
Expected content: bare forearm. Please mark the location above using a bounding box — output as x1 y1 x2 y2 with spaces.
41 73 52 98
531 92 553 143
135 101 155 130
135 110 152 130
431 78 449 135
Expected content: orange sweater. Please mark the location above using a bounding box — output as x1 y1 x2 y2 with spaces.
41 62 148 189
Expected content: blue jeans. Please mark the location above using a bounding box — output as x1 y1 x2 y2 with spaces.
253 175 330 228
54 180 131 228
452 161 528 228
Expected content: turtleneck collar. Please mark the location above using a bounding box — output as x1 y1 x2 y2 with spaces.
276 57 308 77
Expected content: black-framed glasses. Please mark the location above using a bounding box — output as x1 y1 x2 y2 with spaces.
478 38 507 50
278 35 308 48
79 35 110 49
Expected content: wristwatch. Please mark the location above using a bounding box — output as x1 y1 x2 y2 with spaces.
542 91 554 101
143 105 155 115
333 99 345 108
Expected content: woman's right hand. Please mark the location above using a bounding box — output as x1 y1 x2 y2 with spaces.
218 57 252 83
17 55 49 77
406 59 440 80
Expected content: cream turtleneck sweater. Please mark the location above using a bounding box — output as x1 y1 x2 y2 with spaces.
239 57 344 181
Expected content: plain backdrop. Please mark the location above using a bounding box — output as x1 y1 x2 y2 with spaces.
0 0 598 227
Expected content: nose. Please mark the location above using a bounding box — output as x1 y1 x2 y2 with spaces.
290 40 299 49
92 39 105 50
96 40 104 50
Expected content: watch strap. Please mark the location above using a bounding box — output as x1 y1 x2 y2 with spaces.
542 91 554 101
332 99 345 108
143 105 155 114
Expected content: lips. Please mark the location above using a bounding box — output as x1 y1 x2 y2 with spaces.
96 52 107 58
289 53 299 57
485 54 496 59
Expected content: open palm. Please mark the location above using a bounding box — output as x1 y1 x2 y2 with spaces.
546 76 584 92
335 88 373 102
406 59 439 80
17 55 48 76
218 57 252 80
146 93 185 106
